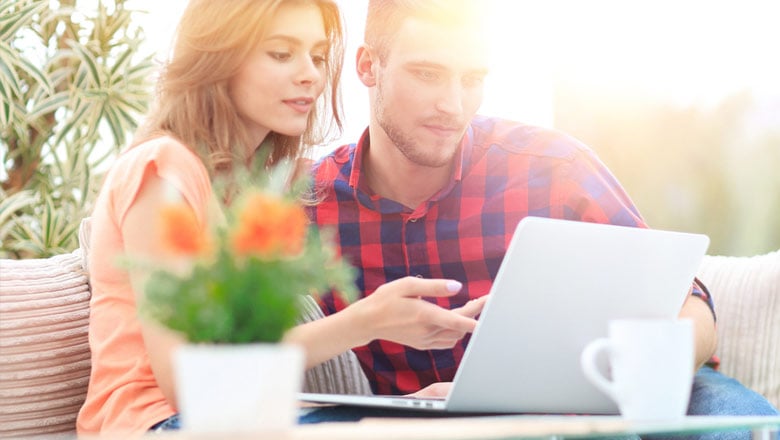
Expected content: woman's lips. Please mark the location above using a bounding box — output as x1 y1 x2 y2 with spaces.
283 98 314 114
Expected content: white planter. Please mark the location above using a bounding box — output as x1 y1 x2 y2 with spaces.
173 343 304 434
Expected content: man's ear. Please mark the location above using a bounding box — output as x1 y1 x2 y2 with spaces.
356 45 377 87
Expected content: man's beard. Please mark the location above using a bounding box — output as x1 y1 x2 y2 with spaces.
374 83 461 169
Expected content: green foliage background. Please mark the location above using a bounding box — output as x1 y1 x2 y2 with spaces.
0 0 154 258
555 83 780 256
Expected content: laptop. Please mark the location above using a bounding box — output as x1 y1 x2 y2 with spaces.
299 217 710 414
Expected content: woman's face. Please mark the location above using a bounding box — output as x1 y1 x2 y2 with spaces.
229 3 329 147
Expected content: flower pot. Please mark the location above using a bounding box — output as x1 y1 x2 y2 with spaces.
173 343 304 434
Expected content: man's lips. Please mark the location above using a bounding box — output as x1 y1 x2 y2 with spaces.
283 97 314 114
423 124 460 137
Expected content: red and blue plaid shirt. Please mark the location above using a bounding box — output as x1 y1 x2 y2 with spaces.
308 115 714 395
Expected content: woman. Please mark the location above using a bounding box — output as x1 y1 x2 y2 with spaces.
77 0 344 434
78 0 485 434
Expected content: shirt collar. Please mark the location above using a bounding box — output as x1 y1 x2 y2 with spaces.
348 126 473 212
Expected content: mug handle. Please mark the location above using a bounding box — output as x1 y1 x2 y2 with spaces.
580 338 619 402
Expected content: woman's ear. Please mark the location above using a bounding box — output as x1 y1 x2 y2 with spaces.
355 45 377 87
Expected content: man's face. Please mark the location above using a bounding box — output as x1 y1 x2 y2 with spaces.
371 16 489 168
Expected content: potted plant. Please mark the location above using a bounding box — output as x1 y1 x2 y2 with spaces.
139 164 356 433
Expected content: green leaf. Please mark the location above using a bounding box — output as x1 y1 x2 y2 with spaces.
26 91 70 120
16 55 54 94
0 0 45 41
51 100 90 148
102 100 125 147
0 190 36 232
69 41 102 88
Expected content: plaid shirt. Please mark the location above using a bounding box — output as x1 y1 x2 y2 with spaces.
308 115 714 395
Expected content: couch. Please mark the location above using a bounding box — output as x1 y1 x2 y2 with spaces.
1 219 778 438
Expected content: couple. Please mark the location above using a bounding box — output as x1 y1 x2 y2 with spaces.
77 0 778 437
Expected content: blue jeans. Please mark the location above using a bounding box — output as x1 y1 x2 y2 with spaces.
645 366 779 440
300 367 779 440
149 413 181 432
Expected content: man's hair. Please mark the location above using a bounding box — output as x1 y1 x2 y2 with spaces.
365 0 481 63
135 0 345 174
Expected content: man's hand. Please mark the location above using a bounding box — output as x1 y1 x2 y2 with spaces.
406 381 452 398
348 277 484 350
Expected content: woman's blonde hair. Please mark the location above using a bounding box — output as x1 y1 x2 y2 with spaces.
135 0 344 174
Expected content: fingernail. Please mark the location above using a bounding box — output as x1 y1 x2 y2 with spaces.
446 280 462 293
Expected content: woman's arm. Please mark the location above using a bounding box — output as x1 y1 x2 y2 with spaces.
122 171 188 410
284 277 487 369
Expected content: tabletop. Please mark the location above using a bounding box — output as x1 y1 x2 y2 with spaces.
152 414 780 439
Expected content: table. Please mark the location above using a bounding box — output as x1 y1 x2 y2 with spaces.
160 415 780 439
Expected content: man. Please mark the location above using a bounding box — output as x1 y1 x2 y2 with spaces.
306 0 779 434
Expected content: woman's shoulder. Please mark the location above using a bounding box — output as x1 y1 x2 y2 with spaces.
121 135 204 168
100 135 212 218
106 136 207 183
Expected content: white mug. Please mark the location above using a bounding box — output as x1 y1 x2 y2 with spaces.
580 318 695 420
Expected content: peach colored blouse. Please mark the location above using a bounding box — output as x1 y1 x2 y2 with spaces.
77 137 211 436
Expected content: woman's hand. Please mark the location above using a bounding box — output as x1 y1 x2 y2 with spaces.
453 295 488 319
348 277 483 350
285 278 488 370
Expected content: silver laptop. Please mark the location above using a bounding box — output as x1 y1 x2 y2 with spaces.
299 217 710 414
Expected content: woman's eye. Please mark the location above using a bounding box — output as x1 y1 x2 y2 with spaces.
311 54 327 66
269 51 291 61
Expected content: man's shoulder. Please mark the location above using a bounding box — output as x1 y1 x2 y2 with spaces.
311 143 355 178
318 143 356 164
469 115 592 162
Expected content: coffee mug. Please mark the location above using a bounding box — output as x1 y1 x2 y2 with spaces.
580 318 694 420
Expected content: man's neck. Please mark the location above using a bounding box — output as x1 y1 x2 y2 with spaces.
363 134 454 210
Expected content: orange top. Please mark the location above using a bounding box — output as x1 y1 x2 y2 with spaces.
77 137 211 436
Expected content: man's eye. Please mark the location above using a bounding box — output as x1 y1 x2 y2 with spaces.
463 74 485 87
269 51 291 61
416 70 439 81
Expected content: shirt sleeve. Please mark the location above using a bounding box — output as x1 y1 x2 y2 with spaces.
555 146 646 228
104 137 212 230
554 144 717 320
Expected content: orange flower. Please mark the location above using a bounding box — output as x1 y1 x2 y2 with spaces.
158 202 209 256
231 191 308 257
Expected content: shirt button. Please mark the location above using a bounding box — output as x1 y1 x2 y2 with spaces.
409 218 418 222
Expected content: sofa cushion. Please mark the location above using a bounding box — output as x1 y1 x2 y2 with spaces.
0 250 91 438
697 251 780 409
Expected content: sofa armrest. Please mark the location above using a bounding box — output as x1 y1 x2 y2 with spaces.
697 251 780 409
0 251 91 438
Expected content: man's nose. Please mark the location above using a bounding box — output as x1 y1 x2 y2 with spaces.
435 80 464 115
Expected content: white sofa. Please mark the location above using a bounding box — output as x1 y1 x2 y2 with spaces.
0 220 777 438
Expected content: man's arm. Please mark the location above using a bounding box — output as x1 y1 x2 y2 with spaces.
558 145 717 369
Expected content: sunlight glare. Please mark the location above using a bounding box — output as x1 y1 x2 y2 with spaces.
484 0 780 108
